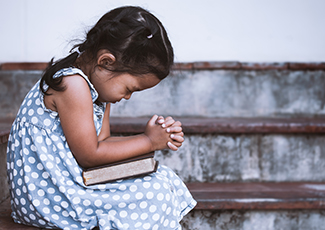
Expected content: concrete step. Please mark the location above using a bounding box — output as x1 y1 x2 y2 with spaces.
1 65 325 119
2 117 325 186
1 182 325 230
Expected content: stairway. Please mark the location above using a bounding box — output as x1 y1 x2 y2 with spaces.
1 62 325 229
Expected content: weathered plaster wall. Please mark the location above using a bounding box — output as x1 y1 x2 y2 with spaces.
1 69 325 119
155 134 325 183
181 210 325 230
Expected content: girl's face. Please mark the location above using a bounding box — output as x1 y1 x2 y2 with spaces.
90 69 161 103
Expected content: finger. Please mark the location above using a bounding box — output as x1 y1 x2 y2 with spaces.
170 140 182 148
148 114 159 126
167 141 178 151
156 116 165 125
162 116 175 128
166 126 182 133
170 134 184 143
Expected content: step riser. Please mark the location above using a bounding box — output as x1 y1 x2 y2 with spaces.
0 143 9 203
112 70 325 117
1 70 325 118
156 134 325 182
182 210 325 230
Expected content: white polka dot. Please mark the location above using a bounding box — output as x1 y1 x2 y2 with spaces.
140 201 148 209
20 198 26 205
108 210 116 216
130 185 137 192
122 194 130 200
146 191 154 199
46 162 53 169
143 182 151 189
98 184 106 190
28 157 35 164
28 183 35 191
57 143 64 150
177 189 184 196
144 176 152 181
94 200 102 207
17 159 22 167
52 214 59 220
113 195 120 201
72 197 81 204
149 205 157 213
181 201 188 209
23 148 29 155
44 119 51 126
118 202 127 208
31 117 38 124
37 108 44 115
174 179 181 186
54 205 61 212
42 172 49 179
54 196 61 202
135 222 142 228
141 213 148 220
83 200 91 206
22 108 27 114
24 176 30 183
152 213 160 221
29 214 36 220
164 219 169 227
85 209 93 215
135 192 144 199
46 138 52 145
162 203 167 211
27 99 32 106
157 193 164 201
119 184 126 190
104 203 112 210
43 198 50 205
166 207 172 215
61 201 69 208
143 223 151 229
153 183 161 190
28 109 34 116
43 207 50 214
120 210 128 218
131 213 138 220
67 188 76 195
128 203 136 210
38 189 45 197
31 172 39 178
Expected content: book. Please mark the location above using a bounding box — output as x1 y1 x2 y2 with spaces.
82 152 158 186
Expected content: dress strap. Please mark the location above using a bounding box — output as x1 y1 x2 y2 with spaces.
52 67 99 102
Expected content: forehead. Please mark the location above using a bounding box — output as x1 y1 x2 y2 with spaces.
125 73 161 90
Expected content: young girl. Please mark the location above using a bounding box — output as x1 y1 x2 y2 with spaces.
7 6 196 230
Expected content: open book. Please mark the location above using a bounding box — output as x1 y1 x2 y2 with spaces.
82 152 158 186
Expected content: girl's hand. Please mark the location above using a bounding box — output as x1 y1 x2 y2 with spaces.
156 116 184 151
144 115 174 151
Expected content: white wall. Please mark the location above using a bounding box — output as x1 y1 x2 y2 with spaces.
0 0 324 63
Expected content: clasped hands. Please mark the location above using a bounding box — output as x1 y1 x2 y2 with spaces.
145 115 184 151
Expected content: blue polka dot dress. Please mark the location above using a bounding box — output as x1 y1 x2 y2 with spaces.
6 67 197 230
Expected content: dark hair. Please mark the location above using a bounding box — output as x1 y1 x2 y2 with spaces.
40 6 174 94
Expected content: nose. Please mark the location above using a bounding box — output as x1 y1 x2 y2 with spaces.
124 92 132 100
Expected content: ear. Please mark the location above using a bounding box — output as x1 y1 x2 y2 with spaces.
98 52 116 68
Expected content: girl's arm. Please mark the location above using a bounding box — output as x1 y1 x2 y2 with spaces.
97 103 111 141
53 75 175 168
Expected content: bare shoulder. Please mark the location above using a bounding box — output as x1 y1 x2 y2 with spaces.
45 74 92 112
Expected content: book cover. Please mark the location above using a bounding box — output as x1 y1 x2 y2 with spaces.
82 152 158 186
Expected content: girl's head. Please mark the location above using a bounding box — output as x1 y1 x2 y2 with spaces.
41 6 174 94
78 6 173 79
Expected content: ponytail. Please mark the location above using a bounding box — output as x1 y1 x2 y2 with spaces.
40 51 79 95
